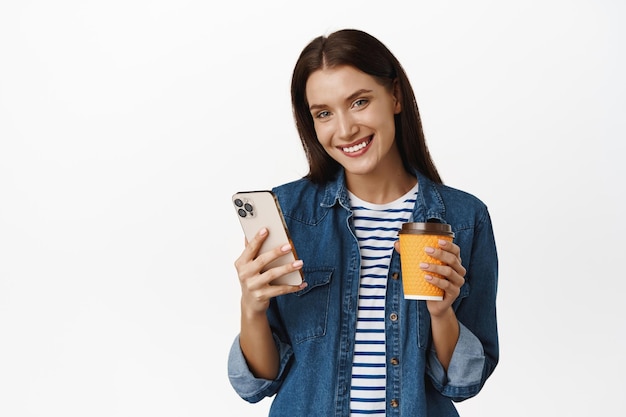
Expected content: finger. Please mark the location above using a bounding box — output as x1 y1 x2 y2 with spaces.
436 240 462 264
424 240 461 264
263 277 308 295
424 273 462 297
245 272 306 299
421 264 465 289
437 239 460 255
258 257 304 287
240 262 302 297
424 245 466 277
236 228 270 270
243 227 269 258
420 254 465 283
250 240 294 273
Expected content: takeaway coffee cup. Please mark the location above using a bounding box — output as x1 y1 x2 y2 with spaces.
398 222 455 300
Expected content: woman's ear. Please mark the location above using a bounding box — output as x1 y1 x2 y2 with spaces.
393 79 402 114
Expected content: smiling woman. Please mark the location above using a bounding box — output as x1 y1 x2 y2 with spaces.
306 66 403 197
1 1 624 416
227 28 499 417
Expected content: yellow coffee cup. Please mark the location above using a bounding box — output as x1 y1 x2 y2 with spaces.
399 222 455 300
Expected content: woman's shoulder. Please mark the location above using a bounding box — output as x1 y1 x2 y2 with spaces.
272 177 327 217
273 176 315 193
434 182 492 226
273 177 319 198
414 170 488 214
437 183 487 208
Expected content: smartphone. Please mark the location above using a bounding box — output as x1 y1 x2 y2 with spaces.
232 190 303 286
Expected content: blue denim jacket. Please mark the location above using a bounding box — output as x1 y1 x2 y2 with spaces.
228 169 499 416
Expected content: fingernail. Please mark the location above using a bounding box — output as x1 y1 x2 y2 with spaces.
424 246 435 254
292 260 303 267
259 228 268 236
424 275 433 281
438 239 447 246
419 262 429 269
281 243 292 252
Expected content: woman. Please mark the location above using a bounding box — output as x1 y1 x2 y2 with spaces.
228 28 499 416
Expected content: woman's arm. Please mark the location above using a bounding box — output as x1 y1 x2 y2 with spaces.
429 306 460 371
421 239 466 370
234 227 306 379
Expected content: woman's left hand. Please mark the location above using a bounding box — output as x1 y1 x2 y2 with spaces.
396 239 466 370
420 239 466 317
394 239 466 318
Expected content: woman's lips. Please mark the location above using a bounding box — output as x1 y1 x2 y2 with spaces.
340 136 372 155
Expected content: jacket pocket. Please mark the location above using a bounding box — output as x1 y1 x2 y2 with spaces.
279 267 333 344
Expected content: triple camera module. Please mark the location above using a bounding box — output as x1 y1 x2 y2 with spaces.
234 198 255 218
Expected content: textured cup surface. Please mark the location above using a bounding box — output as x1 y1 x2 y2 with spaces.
399 223 454 300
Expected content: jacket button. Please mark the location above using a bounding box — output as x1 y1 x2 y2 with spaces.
390 357 399 365
389 313 398 321
390 399 399 408
391 272 399 280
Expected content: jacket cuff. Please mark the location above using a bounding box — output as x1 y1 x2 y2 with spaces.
427 321 485 400
227 334 293 403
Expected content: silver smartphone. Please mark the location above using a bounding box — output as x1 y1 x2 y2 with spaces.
232 190 303 286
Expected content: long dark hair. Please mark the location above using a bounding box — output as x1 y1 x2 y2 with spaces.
291 29 442 184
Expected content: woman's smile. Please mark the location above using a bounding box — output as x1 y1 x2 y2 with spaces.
340 136 372 155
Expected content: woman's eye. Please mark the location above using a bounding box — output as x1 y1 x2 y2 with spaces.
316 110 331 119
353 98 368 108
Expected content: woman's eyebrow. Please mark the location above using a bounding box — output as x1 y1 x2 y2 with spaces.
346 89 373 102
309 89 373 111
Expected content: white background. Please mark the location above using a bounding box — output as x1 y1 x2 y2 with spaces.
1 1 624 416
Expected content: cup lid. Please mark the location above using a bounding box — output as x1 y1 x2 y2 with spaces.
400 222 454 237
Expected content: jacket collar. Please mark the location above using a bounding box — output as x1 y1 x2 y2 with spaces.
320 168 448 223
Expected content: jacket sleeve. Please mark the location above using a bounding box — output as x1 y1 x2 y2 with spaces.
426 206 499 401
227 333 294 403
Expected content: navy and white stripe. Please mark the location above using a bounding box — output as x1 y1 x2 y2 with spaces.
349 184 418 416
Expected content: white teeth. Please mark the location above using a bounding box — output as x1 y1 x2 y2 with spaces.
342 140 370 153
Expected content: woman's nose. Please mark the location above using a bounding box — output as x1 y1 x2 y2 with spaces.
336 113 357 140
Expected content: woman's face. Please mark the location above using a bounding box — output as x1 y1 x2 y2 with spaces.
305 65 402 180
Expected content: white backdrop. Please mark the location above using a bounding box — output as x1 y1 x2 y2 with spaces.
1 1 624 416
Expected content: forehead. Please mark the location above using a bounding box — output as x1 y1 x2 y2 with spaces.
305 65 382 103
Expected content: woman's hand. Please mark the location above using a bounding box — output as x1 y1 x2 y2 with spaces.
394 239 466 317
235 227 305 379
234 227 306 315
395 238 466 369
419 239 466 317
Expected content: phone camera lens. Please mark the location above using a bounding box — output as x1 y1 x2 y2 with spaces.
234 198 243 207
244 203 253 213
237 208 247 218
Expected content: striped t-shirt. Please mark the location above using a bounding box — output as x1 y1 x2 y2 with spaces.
348 183 418 416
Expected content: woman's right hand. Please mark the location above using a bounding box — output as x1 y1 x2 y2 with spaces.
235 227 305 379
234 227 306 315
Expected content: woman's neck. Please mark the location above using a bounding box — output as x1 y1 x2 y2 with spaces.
346 169 417 205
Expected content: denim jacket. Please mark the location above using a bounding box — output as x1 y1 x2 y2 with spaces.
228 169 499 416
